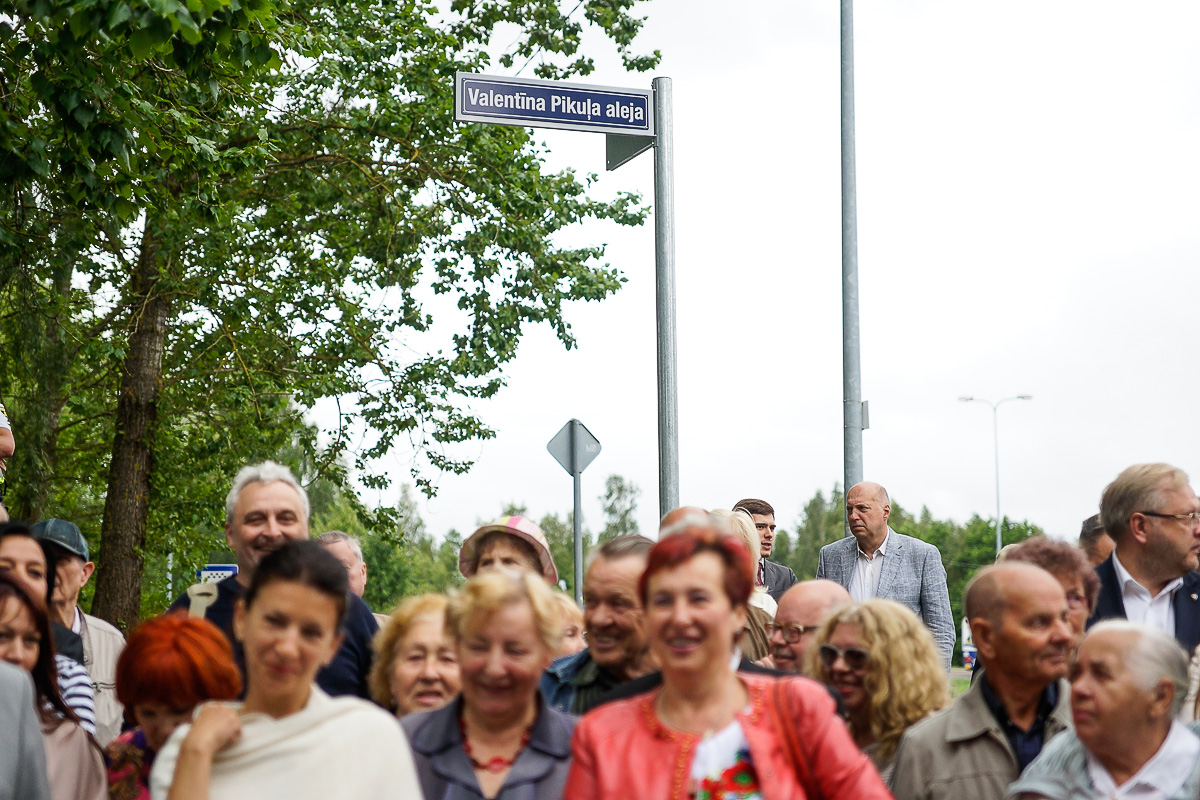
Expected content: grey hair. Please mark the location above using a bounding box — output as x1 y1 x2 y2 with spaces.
1087 620 1188 715
1100 463 1189 542
225 461 310 523
584 534 655 571
317 531 363 564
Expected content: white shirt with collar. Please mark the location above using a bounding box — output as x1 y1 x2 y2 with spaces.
849 529 889 602
1113 552 1181 636
1086 721 1200 799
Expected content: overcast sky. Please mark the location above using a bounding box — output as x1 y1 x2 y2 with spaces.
343 1 1200 548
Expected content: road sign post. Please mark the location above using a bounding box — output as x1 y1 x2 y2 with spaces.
456 72 677 519
547 419 601 604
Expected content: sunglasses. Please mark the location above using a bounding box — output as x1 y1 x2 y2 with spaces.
818 643 870 671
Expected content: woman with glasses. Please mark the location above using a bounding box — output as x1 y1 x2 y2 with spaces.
567 524 891 800
808 599 949 782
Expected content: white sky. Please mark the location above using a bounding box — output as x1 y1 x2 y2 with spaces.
345 1 1200 546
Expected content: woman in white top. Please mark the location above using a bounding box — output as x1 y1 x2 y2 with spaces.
150 540 422 800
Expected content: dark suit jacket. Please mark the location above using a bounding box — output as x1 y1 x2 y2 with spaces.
1087 554 1200 654
763 559 798 603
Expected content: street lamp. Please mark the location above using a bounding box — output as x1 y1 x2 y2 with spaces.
959 395 1033 555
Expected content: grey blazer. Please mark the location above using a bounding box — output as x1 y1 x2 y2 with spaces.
400 694 576 800
763 559 799 603
0 662 50 800
816 529 956 667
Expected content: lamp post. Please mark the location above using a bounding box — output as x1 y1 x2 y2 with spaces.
959 395 1032 555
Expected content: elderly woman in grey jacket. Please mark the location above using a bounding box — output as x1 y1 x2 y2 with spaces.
1007 622 1200 800
401 569 575 800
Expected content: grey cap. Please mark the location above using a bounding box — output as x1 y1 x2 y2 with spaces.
31 519 89 561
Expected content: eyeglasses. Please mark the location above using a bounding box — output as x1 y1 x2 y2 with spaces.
818 643 870 671
1138 510 1200 525
764 622 820 643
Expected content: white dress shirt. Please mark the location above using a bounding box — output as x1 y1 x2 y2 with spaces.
1113 552 1181 636
849 530 889 602
1086 721 1200 799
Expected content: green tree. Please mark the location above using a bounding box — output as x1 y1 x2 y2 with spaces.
2 0 661 628
540 511 591 596
598 474 640 542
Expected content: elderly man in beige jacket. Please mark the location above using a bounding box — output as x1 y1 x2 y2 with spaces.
33 519 126 744
890 563 1075 800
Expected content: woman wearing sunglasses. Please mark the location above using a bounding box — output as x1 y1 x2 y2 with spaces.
808 599 949 782
567 524 891 800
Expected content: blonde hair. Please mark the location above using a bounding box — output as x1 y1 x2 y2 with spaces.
710 508 761 569
808 599 949 764
552 591 583 627
447 569 563 653
369 594 449 709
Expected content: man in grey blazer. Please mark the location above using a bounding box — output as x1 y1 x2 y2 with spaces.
816 482 955 667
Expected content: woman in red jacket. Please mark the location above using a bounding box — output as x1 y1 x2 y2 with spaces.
565 523 892 800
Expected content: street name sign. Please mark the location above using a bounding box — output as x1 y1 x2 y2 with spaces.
456 72 654 137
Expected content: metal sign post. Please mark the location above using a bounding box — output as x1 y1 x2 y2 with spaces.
455 71 678 520
547 419 602 603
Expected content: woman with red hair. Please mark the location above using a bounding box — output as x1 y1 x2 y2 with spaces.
105 614 241 800
566 524 893 800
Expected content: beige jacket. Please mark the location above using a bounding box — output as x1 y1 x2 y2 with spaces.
80 611 125 745
889 676 1071 800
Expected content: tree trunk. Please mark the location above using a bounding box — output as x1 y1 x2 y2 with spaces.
90 214 174 631
8 252 75 522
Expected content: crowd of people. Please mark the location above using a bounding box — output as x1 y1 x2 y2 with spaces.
2 458 1200 799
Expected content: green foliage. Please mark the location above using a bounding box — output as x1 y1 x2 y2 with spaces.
0 0 660 620
539 510 591 597
598 473 640 542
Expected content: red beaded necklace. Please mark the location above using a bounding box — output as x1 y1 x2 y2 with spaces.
459 716 534 773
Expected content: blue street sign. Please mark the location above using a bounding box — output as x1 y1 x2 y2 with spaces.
455 72 654 137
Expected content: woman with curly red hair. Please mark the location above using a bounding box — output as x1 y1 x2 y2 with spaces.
105 614 241 800
566 524 892 800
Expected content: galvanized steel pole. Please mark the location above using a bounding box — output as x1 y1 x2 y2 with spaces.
653 77 679 518
841 0 864 495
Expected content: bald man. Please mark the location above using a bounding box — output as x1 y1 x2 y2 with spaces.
817 481 955 667
766 579 851 673
890 563 1073 800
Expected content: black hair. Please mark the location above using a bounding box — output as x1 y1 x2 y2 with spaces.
0 522 56 603
244 540 349 628
0 572 79 724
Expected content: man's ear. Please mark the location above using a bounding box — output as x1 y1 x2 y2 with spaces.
225 523 237 552
971 617 997 660
1127 514 1152 547
881 503 891 523
81 561 95 586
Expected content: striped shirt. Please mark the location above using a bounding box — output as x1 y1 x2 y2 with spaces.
55 654 96 735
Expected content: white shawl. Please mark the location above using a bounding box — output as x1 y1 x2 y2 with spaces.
150 686 421 799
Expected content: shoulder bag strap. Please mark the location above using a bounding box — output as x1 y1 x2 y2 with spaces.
770 679 820 800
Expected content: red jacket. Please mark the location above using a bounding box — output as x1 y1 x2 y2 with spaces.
565 673 893 800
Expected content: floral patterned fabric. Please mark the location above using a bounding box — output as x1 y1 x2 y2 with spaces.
688 720 763 800
105 728 152 800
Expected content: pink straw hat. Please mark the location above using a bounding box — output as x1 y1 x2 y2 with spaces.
459 515 559 584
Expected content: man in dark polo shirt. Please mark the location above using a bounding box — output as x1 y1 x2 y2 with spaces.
169 461 377 699
540 535 656 714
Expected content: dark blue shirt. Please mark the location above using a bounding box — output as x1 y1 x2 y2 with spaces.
979 673 1058 772
168 575 378 700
